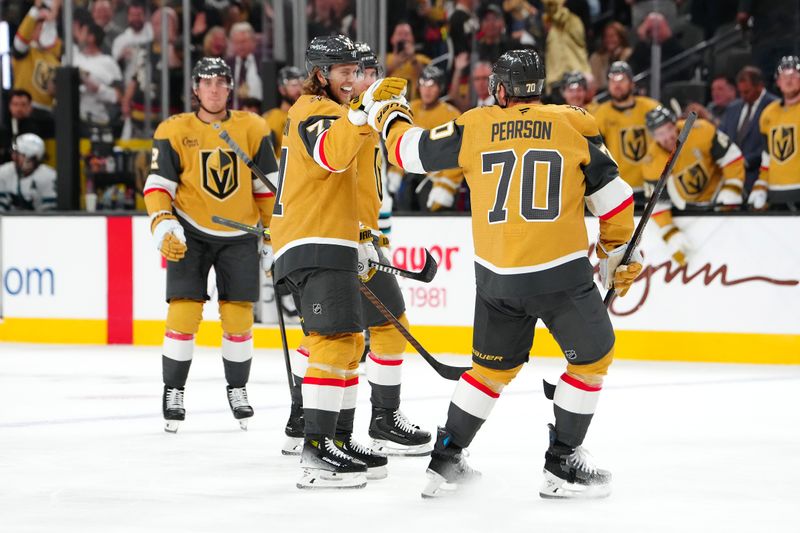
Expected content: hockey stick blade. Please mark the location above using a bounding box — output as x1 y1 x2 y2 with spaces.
359 282 467 381
370 249 438 283
212 124 278 194
603 111 698 307
211 215 269 239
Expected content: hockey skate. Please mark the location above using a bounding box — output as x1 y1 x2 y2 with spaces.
539 424 611 499
226 386 254 430
281 402 304 455
421 427 481 498
334 434 388 480
162 386 185 433
369 407 433 456
297 437 368 489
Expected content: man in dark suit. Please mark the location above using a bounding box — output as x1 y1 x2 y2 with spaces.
719 66 778 195
0 89 52 164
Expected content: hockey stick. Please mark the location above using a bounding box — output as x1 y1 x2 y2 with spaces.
603 111 698 307
271 267 296 401
211 215 438 283
212 124 278 194
359 282 468 381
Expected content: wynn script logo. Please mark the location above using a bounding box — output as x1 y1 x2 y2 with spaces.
588 244 799 316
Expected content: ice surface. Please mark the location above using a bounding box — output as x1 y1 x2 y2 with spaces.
1 344 798 533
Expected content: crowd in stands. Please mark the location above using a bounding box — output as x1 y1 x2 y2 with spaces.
1 0 799 215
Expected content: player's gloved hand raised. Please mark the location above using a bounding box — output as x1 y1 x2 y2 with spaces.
357 225 379 282
747 181 768 210
348 77 408 126
597 241 643 296
151 213 187 262
368 98 413 138
261 239 274 275
427 176 458 211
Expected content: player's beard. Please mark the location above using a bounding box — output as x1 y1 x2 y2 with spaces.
611 88 632 103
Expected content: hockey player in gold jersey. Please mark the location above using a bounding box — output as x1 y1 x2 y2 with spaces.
643 106 745 264
370 49 642 499
593 61 660 203
407 65 464 211
280 42 432 462
143 58 278 433
263 66 304 159
749 56 800 210
268 34 409 489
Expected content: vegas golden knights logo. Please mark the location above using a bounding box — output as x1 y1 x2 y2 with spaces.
771 125 795 162
678 163 709 196
201 149 239 200
373 146 384 201
620 127 647 162
33 61 55 94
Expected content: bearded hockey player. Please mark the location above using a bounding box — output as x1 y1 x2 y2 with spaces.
143 57 278 433
0 133 56 211
369 49 642 499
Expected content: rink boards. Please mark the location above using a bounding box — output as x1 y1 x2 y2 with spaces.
0 214 798 364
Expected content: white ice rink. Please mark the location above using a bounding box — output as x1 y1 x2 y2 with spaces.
1 343 798 533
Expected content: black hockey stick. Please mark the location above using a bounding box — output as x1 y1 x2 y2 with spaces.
271 267 296 401
603 111 697 308
211 215 437 283
359 282 468 381
212 124 278 194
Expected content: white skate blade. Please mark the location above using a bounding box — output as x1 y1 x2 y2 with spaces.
281 436 303 456
297 468 367 490
366 465 388 480
421 470 453 498
238 419 249 431
164 420 180 433
539 470 611 500
372 438 433 457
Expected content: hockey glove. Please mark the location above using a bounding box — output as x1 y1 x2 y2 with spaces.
598 241 643 296
151 213 187 262
349 77 408 126
426 176 459 211
659 224 691 266
357 226 380 282
747 181 768 210
714 182 743 211
368 99 413 139
261 239 274 274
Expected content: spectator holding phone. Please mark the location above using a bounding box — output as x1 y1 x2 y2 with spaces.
386 21 431 101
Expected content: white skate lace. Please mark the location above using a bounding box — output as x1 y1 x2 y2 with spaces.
227 387 250 409
346 437 375 456
325 438 356 460
165 388 184 409
393 410 420 434
567 447 598 475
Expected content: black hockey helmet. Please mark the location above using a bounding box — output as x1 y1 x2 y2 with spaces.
419 64 446 92
561 70 588 90
277 65 303 86
645 105 676 131
608 61 633 81
356 42 384 77
489 49 546 101
305 34 360 77
776 55 800 77
192 57 233 88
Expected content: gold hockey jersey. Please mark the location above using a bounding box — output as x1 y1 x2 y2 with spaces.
593 96 660 191
409 99 465 193
263 107 288 159
143 110 277 238
356 131 384 230
756 99 800 196
643 118 744 210
384 103 634 297
12 11 62 111
270 94 374 279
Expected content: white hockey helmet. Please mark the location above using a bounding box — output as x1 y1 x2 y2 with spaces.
12 133 46 162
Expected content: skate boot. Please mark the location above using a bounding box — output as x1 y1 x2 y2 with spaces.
162 386 185 433
297 437 368 489
226 386 254 430
421 427 481 498
369 407 433 456
282 402 304 455
334 434 388 480
539 424 611 499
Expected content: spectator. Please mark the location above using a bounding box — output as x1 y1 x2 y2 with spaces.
628 12 687 83
71 7 93 60
503 0 543 44
589 22 632 91
542 0 590 90
91 0 122 54
203 26 228 58
737 0 798 78
719 66 778 194
0 89 52 163
476 4 524 63
307 0 356 39
560 71 589 108
11 2 62 122
111 0 153 84
474 60 496 108
120 8 183 138
227 22 263 107
0 133 57 212
448 0 479 57
386 22 431 101
74 22 123 129
685 76 738 125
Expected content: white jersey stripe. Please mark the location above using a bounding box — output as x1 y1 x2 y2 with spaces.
474 250 587 275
